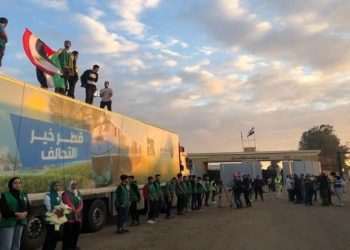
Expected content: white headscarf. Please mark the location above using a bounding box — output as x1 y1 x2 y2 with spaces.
68 180 78 197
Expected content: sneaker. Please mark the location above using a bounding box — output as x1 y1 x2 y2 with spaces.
147 219 156 224
122 229 129 233
116 229 124 234
212 201 217 204
340 203 344 206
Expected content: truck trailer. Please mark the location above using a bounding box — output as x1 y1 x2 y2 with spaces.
0 74 188 249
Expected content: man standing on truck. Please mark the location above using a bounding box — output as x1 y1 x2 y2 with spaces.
67 51 79 98
57 40 73 93
81 64 100 104
128 176 140 226
99 80 113 111
0 17 8 68
115 175 130 234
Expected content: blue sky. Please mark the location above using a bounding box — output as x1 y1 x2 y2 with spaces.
1 0 349 153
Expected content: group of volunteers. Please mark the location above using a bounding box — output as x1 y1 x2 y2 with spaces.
0 177 83 250
0 17 114 112
115 173 218 234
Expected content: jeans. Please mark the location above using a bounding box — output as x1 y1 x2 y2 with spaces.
85 84 96 104
334 188 343 205
164 197 173 218
0 223 24 250
148 200 157 220
67 76 78 98
233 191 243 208
129 201 139 222
116 206 128 230
100 101 112 111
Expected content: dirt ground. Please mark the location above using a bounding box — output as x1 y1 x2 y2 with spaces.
57 188 350 250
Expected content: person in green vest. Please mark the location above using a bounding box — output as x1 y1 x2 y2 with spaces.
145 176 158 224
175 173 186 215
0 177 31 250
42 181 62 250
57 40 74 93
275 176 283 199
128 175 140 226
154 174 163 221
204 176 211 206
196 177 204 211
184 175 192 212
191 175 198 210
61 180 83 250
115 175 130 234
163 177 176 219
0 17 8 68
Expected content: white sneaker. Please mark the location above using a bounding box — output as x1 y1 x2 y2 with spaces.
147 220 156 224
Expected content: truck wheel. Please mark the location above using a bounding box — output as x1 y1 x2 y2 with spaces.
21 212 46 250
87 199 107 232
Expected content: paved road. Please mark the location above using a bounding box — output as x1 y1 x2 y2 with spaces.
58 189 350 250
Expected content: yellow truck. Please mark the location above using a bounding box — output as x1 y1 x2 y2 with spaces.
0 74 189 249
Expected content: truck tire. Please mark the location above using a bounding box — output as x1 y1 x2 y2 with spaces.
21 211 46 250
87 199 107 232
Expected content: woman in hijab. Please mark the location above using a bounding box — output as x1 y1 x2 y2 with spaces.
62 180 83 250
0 177 31 250
42 181 61 250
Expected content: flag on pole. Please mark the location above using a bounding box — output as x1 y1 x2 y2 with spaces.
22 28 65 89
241 131 243 141
22 28 60 75
247 127 255 137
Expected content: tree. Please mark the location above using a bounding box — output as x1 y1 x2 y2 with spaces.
298 124 349 172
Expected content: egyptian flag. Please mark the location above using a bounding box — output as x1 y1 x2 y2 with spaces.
23 29 64 89
247 127 255 137
22 28 61 76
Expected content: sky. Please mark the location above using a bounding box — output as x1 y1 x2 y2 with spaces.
0 0 349 153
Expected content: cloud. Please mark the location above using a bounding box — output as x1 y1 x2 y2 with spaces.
31 0 69 11
88 7 105 20
74 14 138 55
109 0 161 36
164 59 177 67
118 58 147 72
233 55 255 72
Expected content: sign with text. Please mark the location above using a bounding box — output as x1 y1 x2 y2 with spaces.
10 114 91 168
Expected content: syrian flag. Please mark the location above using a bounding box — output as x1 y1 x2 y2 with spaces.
22 28 60 76
247 127 255 137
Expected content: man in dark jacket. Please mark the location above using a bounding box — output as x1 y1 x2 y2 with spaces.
81 64 100 104
253 175 264 202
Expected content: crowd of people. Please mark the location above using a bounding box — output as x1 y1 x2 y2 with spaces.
0 17 114 112
118 173 218 232
284 172 345 206
0 171 347 249
36 40 114 112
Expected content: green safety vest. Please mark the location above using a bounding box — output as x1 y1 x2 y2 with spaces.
0 191 28 228
64 190 82 220
185 181 192 194
115 184 129 207
129 182 140 202
154 181 163 199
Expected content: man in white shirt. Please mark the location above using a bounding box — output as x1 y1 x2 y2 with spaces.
99 81 113 111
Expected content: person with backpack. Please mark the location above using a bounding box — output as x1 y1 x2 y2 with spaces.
80 65 100 104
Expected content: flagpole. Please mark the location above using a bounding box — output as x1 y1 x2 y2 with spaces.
241 131 244 152
254 131 257 151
